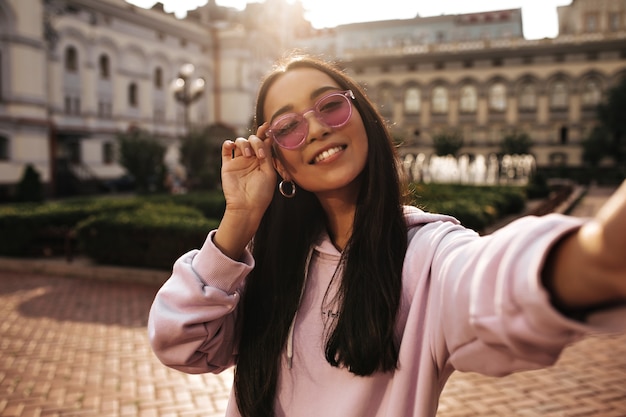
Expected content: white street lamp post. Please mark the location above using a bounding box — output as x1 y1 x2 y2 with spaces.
172 63 205 134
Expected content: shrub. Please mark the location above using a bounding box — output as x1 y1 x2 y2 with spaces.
76 203 219 270
525 172 551 199
180 124 235 191
409 183 526 232
0 198 141 257
432 130 464 156
142 191 226 219
500 130 533 156
117 128 167 193
16 164 44 202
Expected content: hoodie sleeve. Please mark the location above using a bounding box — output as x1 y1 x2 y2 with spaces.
404 210 626 377
147 230 253 374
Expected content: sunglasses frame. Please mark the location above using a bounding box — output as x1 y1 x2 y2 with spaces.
267 90 355 150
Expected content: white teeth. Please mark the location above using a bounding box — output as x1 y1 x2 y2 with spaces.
314 146 343 163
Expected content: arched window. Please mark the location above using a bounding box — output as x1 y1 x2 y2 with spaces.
65 46 78 72
459 85 477 113
154 67 163 89
582 79 602 106
99 54 110 79
550 80 568 108
128 82 138 107
404 87 421 114
489 83 507 111
0 135 9 161
518 82 537 110
432 86 448 113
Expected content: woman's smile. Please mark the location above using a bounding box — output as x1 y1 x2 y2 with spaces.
311 145 347 164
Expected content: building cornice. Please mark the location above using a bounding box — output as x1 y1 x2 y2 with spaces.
333 8 522 32
341 31 626 64
64 0 213 46
0 33 45 50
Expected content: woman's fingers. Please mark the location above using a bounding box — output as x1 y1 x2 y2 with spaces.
222 140 236 159
225 123 272 160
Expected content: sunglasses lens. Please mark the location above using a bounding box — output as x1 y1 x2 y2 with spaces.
271 115 307 149
269 91 353 149
317 94 352 127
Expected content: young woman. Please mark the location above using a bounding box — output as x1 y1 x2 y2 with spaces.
148 55 626 417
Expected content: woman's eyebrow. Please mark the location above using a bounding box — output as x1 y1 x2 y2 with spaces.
310 86 338 99
270 104 293 122
269 86 341 122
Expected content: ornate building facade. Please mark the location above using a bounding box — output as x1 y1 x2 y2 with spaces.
295 0 626 169
0 0 300 198
0 0 624 198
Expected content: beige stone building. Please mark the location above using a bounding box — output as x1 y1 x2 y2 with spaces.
308 0 626 172
0 0 624 198
0 0 299 198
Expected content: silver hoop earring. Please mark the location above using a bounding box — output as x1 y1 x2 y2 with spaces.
279 180 296 198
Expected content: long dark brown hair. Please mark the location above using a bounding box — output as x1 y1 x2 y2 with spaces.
234 54 409 417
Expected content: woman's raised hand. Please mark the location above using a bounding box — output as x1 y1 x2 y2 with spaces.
214 123 277 260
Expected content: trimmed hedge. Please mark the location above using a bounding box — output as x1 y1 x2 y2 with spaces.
0 198 141 257
0 192 226 263
76 203 219 270
0 185 527 269
141 191 226 219
408 183 527 231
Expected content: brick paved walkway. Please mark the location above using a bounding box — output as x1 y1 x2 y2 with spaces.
1 185 624 417
0 274 233 417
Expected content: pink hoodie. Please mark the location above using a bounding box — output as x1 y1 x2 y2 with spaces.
148 207 626 417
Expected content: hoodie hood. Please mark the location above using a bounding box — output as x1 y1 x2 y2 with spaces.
309 206 460 259
403 205 460 229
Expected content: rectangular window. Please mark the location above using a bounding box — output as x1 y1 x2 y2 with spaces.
0 52 3 102
0 136 9 161
609 12 621 31
68 141 81 164
103 142 114 164
585 12 598 32
98 101 113 118
65 96 72 114
154 107 165 122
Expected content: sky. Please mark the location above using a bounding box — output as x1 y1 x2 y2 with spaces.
125 0 574 40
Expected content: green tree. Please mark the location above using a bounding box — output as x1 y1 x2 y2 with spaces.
117 128 167 193
16 164 44 202
582 125 611 167
180 123 237 191
596 76 626 164
432 130 464 156
500 130 533 155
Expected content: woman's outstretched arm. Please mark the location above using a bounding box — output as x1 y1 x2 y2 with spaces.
543 180 626 316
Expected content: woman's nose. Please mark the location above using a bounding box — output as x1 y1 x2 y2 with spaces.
304 111 330 144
